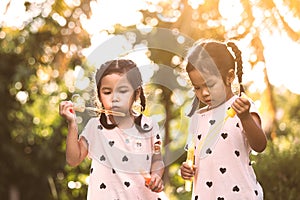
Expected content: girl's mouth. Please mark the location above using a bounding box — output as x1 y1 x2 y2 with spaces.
111 106 120 110
204 100 211 105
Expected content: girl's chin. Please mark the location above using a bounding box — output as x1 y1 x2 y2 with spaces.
205 101 222 108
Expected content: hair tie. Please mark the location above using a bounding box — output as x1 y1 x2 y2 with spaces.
226 42 237 62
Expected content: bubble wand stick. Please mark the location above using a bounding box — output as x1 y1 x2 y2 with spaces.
185 141 195 192
72 94 125 117
197 93 247 156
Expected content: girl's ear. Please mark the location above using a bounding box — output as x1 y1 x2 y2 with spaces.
226 69 235 85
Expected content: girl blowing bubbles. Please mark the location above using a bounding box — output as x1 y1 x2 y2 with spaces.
59 59 166 200
180 39 267 200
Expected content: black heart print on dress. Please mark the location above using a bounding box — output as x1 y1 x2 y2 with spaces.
197 134 202 140
209 120 216 125
219 168 226 174
124 181 130 187
233 185 240 192
235 150 240 157
109 141 114 147
98 125 103 130
122 155 129 162
206 181 213 188
112 168 116 174
143 123 149 129
100 183 106 189
100 155 105 161
206 148 212 154
221 133 228 139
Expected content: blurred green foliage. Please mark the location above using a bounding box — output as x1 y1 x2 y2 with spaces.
254 137 300 200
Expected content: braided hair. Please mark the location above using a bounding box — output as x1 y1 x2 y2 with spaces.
186 39 245 116
226 42 245 94
95 59 147 132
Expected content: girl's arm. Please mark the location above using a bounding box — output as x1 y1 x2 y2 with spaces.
231 97 267 153
148 153 164 192
150 153 164 178
59 101 88 166
66 121 88 166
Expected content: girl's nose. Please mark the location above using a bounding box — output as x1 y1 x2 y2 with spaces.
112 93 119 102
201 87 210 96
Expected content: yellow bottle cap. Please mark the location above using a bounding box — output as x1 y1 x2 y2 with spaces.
226 107 236 118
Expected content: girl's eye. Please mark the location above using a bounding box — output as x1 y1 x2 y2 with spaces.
117 86 129 93
119 89 128 93
206 80 216 87
102 90 111 95
193 86 200 91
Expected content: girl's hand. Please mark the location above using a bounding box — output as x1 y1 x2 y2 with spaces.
59 101 76 123
147 173 164 193
180 162 195 180
231 96 251 119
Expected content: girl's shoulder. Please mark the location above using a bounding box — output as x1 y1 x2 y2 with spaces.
82 117 105 133
85 117 100 126
140 115 159 131
88 117 100 122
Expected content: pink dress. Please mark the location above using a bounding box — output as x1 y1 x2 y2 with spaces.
186 95 263 200
80 116 167 200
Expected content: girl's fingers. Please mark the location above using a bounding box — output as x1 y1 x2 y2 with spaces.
180 163 195 179
234 97 250 109
157 184 164 192
59 101 75 122
181 162 194 173
147 174 164 192
155 181 163 192
151 179 163 192
181 171 193 179
59 102 67 116
148 176 157 189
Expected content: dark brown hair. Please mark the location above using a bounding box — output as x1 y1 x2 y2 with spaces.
96 59 147 131
186 39 244 116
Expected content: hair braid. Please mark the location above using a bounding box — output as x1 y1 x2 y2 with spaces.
100 112 117 129
134 88 149 132
227 42 245 95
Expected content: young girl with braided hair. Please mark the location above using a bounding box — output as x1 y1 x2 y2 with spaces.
180 39 267 199
60 59 167 199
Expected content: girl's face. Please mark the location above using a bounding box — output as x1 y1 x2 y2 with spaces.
99 73 136 116
188 69 233 108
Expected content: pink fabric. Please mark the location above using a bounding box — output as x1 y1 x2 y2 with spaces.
187 95 263 200
80 116 167 200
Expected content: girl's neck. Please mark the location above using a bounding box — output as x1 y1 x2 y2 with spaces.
110 115 135 129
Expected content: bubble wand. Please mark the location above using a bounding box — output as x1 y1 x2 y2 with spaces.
72 94 125 117
185 141 195 192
